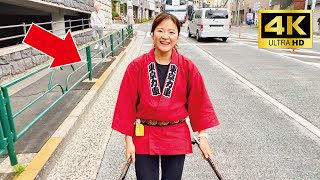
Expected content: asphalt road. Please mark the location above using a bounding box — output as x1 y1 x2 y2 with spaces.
97 23 320 179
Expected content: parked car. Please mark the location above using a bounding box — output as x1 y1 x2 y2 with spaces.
188 8 231 42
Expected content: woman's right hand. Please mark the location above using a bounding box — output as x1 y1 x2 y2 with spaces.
125 135 135 163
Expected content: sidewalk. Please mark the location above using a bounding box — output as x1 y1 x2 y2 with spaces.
32 30 145 179
0 24 129 179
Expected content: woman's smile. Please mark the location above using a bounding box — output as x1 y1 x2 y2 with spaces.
160 41 170 46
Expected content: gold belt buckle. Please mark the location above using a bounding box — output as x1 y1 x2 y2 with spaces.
169 120 179 125
158 121 169 126
148 120 158 126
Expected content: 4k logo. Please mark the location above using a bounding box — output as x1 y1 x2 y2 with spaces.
258 10 312 48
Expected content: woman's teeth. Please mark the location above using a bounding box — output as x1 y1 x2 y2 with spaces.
160 41 170 45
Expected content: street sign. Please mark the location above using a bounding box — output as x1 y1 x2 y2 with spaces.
258 10 313 49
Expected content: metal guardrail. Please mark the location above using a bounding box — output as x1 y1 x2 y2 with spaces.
0 18 90 42
0 24 133 166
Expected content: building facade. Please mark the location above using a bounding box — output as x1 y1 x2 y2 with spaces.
226 0 319 32
128 0 156 21
193 0 223 8
116 0 156 21
193 0 200 9
228 0 271 25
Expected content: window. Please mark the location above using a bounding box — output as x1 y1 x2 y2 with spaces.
205 10 228 19
195 11 201 19
166 0 172 5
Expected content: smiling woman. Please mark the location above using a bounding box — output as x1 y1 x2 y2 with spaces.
111 12 220 180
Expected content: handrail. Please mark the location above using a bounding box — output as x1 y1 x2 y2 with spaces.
0 18 90 43
0 24 133 166
0 18 89 29
16 83 66 140
65 62 89 91
2 64 50 88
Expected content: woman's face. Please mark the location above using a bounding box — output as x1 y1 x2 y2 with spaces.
152 19 179 54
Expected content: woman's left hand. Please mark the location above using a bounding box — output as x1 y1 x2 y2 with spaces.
199 137 213 159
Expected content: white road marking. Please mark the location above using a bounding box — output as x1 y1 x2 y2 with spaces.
277 53 320 59
180 32 188 37
229 37 258 42
271 48 320 54
228 39 320 68
230 33 258 40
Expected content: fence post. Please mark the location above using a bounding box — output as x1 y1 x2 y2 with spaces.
0 124 5 150
128 25 131 38
82 18 84 30
122 28 124 46
2 88 17 141
0 89 17 166
69 19 72 31
110 34 114 57
22 22 26 35
86 46 92 81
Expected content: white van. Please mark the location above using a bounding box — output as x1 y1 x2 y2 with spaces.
188 8 231 42
165 9 186 25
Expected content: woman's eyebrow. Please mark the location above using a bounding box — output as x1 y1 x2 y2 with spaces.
156 27 177 31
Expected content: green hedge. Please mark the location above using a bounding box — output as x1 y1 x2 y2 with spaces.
112 11 119 18
141 18 149 23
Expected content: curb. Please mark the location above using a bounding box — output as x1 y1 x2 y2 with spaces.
16 34 137 180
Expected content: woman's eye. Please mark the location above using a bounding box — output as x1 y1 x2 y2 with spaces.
170 32 175 34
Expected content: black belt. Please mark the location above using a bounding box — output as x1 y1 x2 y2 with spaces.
140 119 186 126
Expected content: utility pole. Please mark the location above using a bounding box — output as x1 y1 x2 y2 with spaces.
234 0 237 25
311 0 316 11
127 0 134 25
237 0 240 26
305 0 309 10
140 0 143 21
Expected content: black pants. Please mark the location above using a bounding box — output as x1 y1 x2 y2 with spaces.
135 154 186 180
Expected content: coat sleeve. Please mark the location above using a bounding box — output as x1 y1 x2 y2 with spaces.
187 65 219 132
112 62 139 136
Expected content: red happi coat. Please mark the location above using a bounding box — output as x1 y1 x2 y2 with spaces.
112 49 219 155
